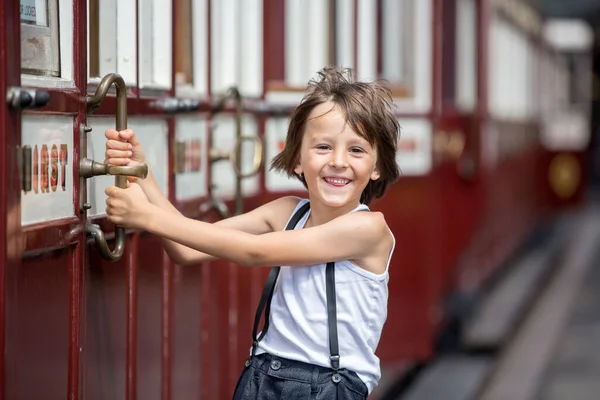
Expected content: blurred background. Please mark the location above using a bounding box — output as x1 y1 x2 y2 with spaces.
4 0 600 399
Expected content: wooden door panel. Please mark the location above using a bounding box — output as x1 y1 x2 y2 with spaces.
83 245 129 400
136 234 165 400
10 249 72 399
172 263 202 399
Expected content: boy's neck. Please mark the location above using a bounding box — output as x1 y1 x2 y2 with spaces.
304 198 362 228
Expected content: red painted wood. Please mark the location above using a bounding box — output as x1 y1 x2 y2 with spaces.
263 0 285 85
126 234 139 400
83 244 129 399
11 251 72 398
136 234 164 400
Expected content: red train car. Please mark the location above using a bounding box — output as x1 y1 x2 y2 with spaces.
0 0 590 398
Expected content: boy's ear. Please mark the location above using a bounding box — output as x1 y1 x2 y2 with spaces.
370 166 381 181
294 163 303 175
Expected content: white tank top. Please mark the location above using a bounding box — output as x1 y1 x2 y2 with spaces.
255 199 395 394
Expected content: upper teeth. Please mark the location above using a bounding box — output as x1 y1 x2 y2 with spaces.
326 178 349 184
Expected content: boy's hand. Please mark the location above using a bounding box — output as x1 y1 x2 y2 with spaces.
105 128 147 167
105 183 153 230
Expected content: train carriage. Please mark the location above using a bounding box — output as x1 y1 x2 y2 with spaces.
0 0 590 398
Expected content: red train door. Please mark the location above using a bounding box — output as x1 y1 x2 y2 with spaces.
3 1 183 398
3 1 89 398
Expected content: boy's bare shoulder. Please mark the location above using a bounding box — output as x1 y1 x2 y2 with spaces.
260 196 304 232
341 210 389 237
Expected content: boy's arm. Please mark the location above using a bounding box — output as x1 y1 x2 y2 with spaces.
137 172 297 265
143 205 389 272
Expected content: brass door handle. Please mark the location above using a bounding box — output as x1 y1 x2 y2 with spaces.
82 73 137 262
209 135 263 178
208 87 264 215
80 158 149 179
232 135 263 179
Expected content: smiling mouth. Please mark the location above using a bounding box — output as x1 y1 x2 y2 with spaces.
323 177 352 186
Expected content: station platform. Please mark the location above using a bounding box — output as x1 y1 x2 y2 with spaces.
382 199 600 400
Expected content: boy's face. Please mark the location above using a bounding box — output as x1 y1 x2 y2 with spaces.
294 102 380 209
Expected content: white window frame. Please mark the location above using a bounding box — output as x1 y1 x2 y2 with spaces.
87 0 137 87
21 0 75 88
176 0 209 97
284 0 329 88
139 0 172 90
211 0 263 97
456 0 477 112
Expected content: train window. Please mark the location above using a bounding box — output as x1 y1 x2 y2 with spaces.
455 0 476 110
175 0 209 95
87 0 137 85
211 0 262 97
175 0 194 87
20 0 60 77
138 0 172 89
378 0 414 97
282 0 331 88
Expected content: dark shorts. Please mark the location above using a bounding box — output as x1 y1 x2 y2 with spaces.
232 353 369 400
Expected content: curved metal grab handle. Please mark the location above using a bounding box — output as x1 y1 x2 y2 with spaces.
86 73 130 262
86 221 126 262
231 135 263 179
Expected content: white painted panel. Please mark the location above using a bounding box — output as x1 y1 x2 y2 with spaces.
211 0 238 93
175 116 208 200
139 0 171 89
396 119 432 176
117 0 137 84
489 15 535 121
382 0 404 82
307 0 329 81
59 0 73 81
240 0 263 96
542 111 590 151
98 0 118 76
190 0 208 95
336 0 354 69
285 0 328 87
153 0 172 88
211 115 261 199
285 0 306 87
357 0 377 81
138 0 154 85
265 117 307 193
456 0 476 111
21 116 75 225
86 117 169 217
392 0 432 113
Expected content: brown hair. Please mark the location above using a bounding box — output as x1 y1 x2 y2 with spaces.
270 66 400 205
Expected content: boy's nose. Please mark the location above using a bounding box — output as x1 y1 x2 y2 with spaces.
329 150 348 168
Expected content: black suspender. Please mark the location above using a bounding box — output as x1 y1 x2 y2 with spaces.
250 202 311 358
249 202 342 381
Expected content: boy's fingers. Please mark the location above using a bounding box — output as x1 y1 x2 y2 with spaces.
104 158 130 166
106 149 132 159
105 129 120 140
119 129 141 146
106 139 132 151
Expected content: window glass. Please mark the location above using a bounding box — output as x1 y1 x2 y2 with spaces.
87 0 137 85
138 0 172 89
175 0 194 87
21 0 60 76
379 0 414 96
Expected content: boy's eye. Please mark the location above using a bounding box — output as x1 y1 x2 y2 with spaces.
350 147 365 153
316 145 330 150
